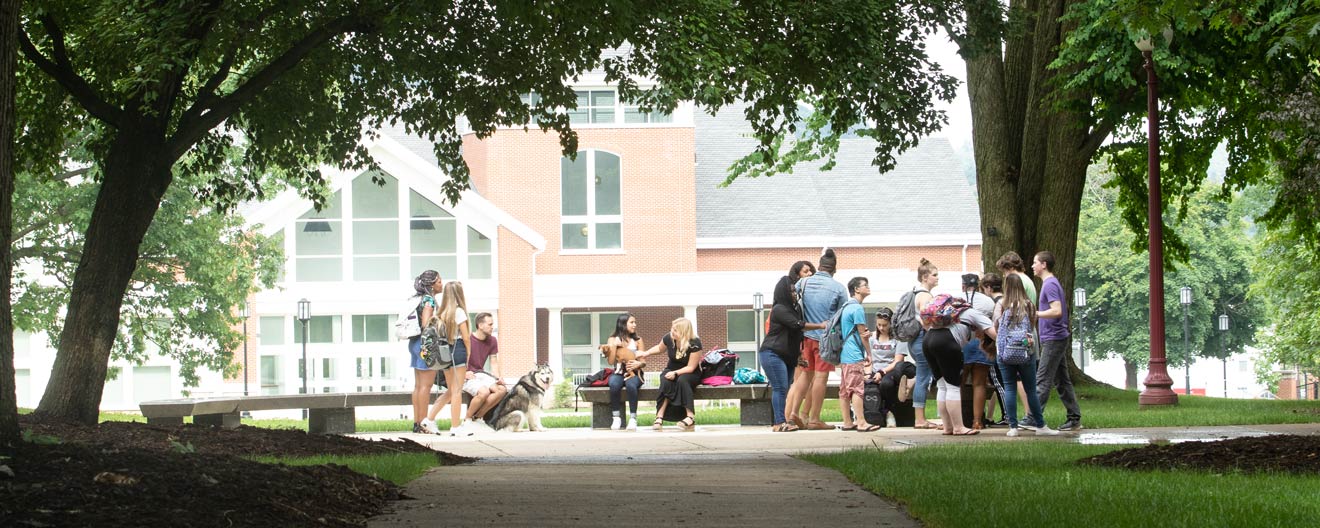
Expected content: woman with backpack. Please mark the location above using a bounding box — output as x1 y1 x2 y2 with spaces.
920 290 994 436
903 258 941 429
424 281 474 436
409 270 444 434
994 274 1059 437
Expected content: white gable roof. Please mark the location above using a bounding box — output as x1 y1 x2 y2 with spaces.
242 131 545 252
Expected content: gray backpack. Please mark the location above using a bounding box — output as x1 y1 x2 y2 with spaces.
819 299 860 366
893 288 927 342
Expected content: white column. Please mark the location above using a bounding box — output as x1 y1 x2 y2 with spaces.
683 305 698 334
546 308 564 381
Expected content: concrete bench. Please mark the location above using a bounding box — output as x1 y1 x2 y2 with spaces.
577 383 841 428
140 391 469 435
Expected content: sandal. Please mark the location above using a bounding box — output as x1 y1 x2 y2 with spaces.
652 417 664 431
780 422 799 432
806 421 833 431
790 415 807 429
840 424 857 431
953 429 980 436
857 424 882 432
678 417 695 432
914 422 942 430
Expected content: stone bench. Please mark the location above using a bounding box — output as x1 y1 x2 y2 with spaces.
577 383 841 428
140 391 469 435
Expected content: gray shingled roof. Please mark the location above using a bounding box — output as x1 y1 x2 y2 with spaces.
694 103 980 240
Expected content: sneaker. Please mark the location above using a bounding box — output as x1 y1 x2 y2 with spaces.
1058 419 1083 431
449 422 473 437
626 417 638 431
472 418 494 433
610 416 622 430
419 419 441 435
1018 419 1038 432
1035 425 1061 436
886 414 897 428
1006 427 1019 437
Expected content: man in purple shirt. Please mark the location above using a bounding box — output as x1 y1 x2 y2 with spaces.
1030 251 1082 431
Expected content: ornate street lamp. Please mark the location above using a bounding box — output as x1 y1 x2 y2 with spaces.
1180 286 1192 395
1218 314 1229 398
297 298 310 396
1074 288 1087 373
1136 30 1179 406
239 303 250 397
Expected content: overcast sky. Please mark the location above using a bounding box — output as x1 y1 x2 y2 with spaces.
926 32 974 152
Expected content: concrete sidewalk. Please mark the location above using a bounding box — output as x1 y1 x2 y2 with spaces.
363 422 1320 527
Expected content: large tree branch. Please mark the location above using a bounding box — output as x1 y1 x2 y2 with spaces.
1081 117 1117 158
10 201 78 243
18 17 124 127
151 0 226 122
179 4 284 127
168 14 372 160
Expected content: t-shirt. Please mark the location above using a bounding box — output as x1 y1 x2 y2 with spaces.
949 309 993 348
965 291 996 319
466 333 498 374
840 301 868 365
868 336 898 371
1037 276 1070 341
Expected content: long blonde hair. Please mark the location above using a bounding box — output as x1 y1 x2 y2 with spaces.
670 317 695 359
438 281 468 341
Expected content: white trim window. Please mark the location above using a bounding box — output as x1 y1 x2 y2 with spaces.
561 150 622 252
526 89 674 127
294 190 344 281
561 311 626 376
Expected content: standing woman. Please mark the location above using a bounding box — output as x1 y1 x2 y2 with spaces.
409 270 443 434
995 273 1059 436
426 281 473 436
910 258 941 429
761 275 825 432
783 260 817 428
605 313 650 431
650 318 704 431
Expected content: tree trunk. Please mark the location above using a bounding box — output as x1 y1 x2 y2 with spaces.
32 131 172 424
1123 358 1139 390
0 0 20 445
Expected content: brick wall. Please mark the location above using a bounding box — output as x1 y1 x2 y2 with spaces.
463 127 697 275
494 227 537 376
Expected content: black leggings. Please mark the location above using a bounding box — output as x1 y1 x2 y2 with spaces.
923 327 964 387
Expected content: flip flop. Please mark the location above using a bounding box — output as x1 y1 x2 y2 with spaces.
840 425 857 431
857 424 882 432
790 415 807 429
915 422 942 430
954 429 980 436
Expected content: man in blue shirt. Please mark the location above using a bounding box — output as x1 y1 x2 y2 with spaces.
839 276 879 431
787 248 848 430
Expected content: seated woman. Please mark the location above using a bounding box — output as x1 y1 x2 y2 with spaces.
604 313 650 431
647 317 703 432
866 308 915 425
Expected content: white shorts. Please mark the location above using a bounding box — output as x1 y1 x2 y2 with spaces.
462 372 500 396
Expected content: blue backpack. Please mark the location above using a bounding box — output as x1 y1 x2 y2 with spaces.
820 299 861 366
996 309 1034 365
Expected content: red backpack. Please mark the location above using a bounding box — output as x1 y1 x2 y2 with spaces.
919 294 973 329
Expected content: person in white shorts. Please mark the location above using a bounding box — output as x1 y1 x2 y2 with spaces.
461 312 505 429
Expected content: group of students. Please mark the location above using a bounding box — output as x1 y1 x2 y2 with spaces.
758 249 1084 437
405 270 506 436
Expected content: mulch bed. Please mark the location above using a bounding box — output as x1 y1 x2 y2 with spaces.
1079 434 1320 475
1 415 475 527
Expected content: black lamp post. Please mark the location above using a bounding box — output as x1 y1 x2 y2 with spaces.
297 298 310 395
1180 286 1192 395
1074 288 1087 373
752 292 764 370
239 303 250 396
1218 314 1229 398
1136 30 1178 406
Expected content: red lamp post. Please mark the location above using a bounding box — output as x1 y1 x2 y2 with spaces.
1136 34 1178 406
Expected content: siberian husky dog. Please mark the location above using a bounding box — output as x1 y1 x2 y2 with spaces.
488 365 554 432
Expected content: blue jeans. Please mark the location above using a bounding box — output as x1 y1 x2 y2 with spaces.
998 358 1046 429
608 373 643 415
910 329 931 409
759 350 795 426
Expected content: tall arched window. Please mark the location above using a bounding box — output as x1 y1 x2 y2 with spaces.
561 150 621 250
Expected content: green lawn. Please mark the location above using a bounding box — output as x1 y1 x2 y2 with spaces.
803 442 1320 528
36 384 1320 433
